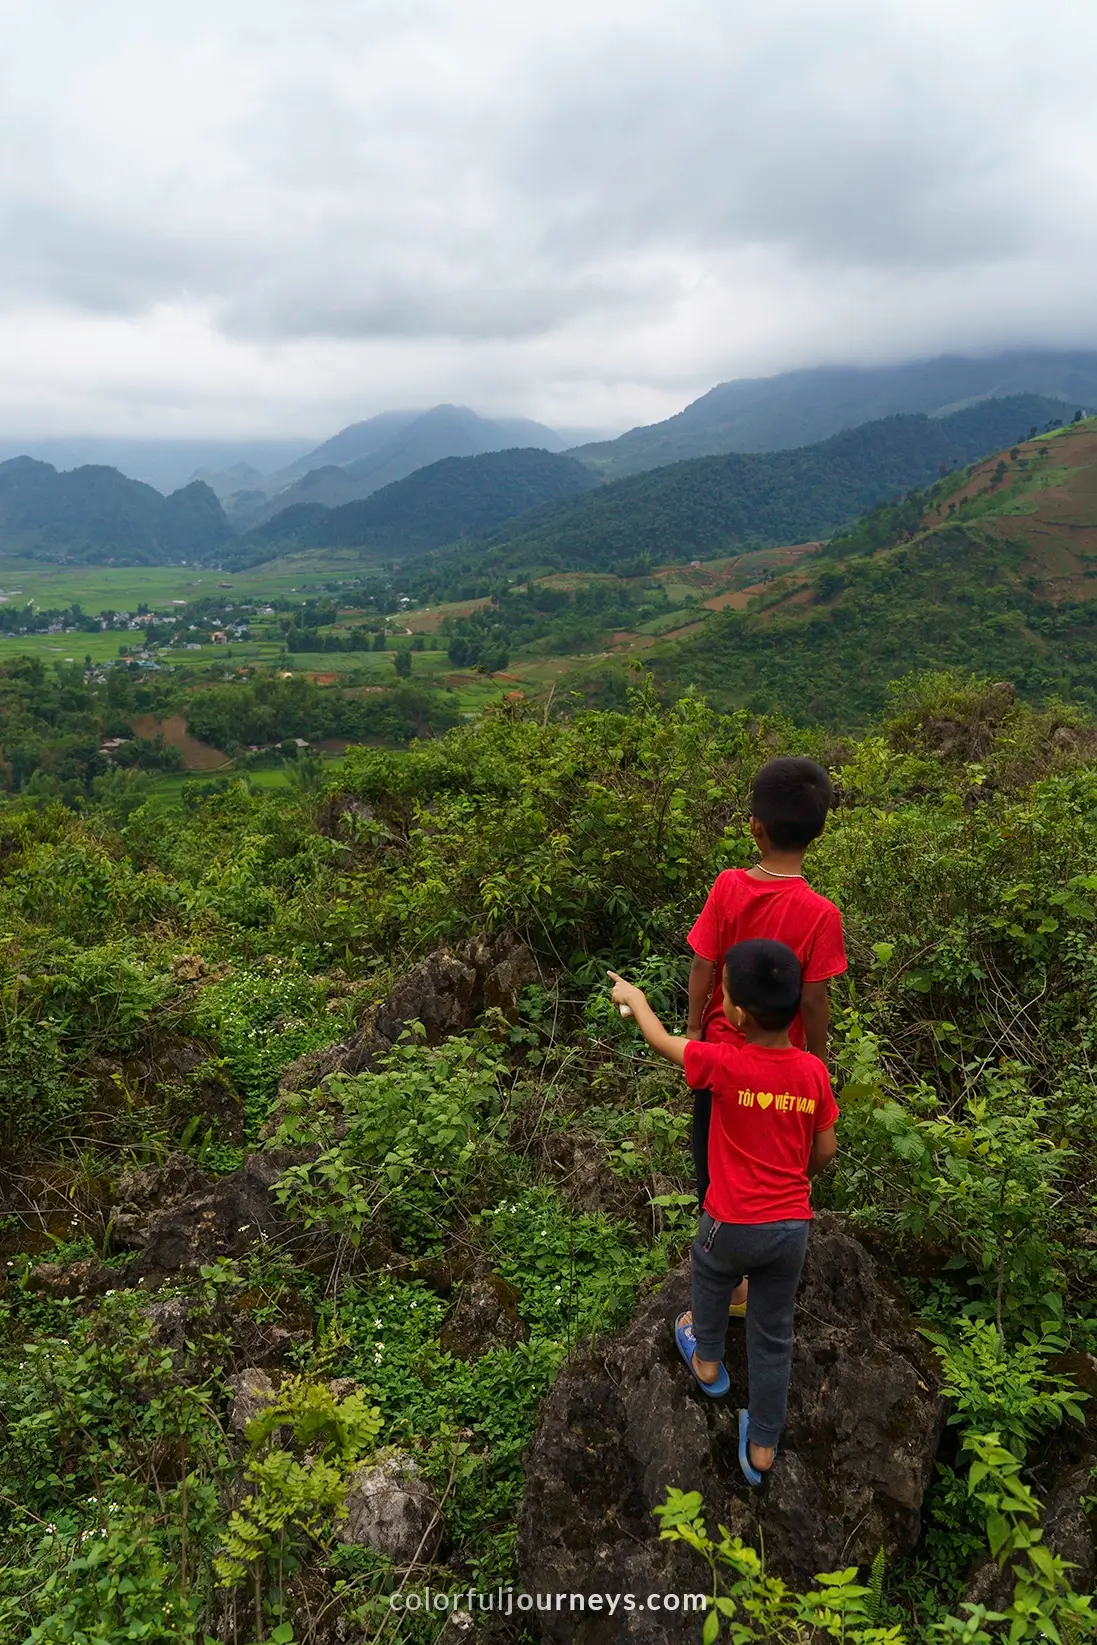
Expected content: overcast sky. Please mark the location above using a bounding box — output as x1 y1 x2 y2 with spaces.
1 0 1095 440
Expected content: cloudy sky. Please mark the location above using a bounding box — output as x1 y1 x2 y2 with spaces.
1 0 1095 439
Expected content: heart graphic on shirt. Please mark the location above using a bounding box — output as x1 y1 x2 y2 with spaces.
755 1091 774 1109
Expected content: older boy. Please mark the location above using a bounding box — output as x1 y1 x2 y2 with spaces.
609 940 837 1484
688 757 846 1220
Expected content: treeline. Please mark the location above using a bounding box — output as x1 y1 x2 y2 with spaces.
0 657 181 801
444 579 665 669
641 524 1097 727
183 672 459 751
420 394 1074 580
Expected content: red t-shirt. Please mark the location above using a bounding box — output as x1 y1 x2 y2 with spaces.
683 1040 838 1223
688 869 847 1048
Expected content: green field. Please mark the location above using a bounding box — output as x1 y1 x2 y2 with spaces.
0 548 377 611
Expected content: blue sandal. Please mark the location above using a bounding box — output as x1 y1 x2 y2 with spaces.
675 1314 729 1398
738 1408 778 1486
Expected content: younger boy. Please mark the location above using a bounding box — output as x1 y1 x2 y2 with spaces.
609 940 837 1485
687 757 846 1215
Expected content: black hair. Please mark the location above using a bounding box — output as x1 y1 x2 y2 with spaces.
751 756 833 850
724 939 802 1031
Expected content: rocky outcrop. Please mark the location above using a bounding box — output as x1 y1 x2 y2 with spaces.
131 1150 297 1279
342 1453 443 1564
440 1275 530 1360
517 1213 945 1642
965 1462 1096 1612
277 931 539 1096
111 1152 212 1251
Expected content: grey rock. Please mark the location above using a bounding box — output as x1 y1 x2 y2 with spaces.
229 1367 278 1436
133 1150 296 1278
277 932 540 1098
342 1453 443 1564
965 1463 1095 1612
111 1152 211 1251
517 1213 945 1642
439 1275 530 1360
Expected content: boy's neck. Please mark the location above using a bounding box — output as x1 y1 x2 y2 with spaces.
750 847 807 879
741 1025 793 1051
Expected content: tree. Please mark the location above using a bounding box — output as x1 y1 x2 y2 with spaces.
393 650 412 678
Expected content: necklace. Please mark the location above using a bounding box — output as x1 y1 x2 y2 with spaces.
756 864 803 879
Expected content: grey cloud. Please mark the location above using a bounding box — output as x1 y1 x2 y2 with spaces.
0 0 1092 432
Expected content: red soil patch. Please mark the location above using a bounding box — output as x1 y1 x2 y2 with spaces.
304 672 340 686
129 714 229 772
703 582 768 612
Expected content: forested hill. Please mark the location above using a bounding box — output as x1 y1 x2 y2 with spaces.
637 417 1097 727
230 447 599 567
570 347 1097 475
0 456 232 564
445 393 1073 577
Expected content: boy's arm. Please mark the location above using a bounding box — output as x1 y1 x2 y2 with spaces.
801 980 830 1063
607 972 688 1068
807 1125 837 1177
687 952 715 1040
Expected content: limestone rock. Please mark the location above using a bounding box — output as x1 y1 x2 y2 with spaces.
25 1257 120 1298
229 1367 278 1436
277 932 540 1097
132 1150 296 1278
517 1213 945 1640
111 1152 211 1250
439 1275 530 1360
342 1453 443 1564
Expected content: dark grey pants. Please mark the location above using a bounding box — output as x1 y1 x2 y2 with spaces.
691 1213 810 1448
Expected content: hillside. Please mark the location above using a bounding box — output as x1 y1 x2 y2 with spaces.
229 447 599 568
570 349 1097 477
641 417 1097 726
238 404 568 529
0 457 232 565
451 393 1073 578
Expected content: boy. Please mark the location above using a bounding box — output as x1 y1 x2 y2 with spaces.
609 940 837 1484
688 757 845 1220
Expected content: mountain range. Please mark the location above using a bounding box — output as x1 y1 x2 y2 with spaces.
218 405 571 528
570 348 1097 478
0 458 231 565
637 414 1097 726
226 448 599 568
399 393 1074 580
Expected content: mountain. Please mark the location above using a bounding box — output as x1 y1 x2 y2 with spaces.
570 349 1097 479
0 457 232 564
640 415 1097 728
268 411 423 485
452 394 1074 577
245 405 569 530
187 461 268 501
229 448 599 568
0 437 309 494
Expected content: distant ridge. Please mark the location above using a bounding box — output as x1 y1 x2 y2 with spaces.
445 394 1074 576
570 349 1097 478
228 447 598 568
236 404 570 530
0 457 232 564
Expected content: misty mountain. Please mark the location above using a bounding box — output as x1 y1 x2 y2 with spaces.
449 394 1075 575
570 349 1097 479
240 404 569 530
0 457 232 564
229 447 599 567
0 437 310 494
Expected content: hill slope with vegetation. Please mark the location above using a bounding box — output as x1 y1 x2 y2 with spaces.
570 348 1097 474
232 447 599 566
448 394 1073 578
0 457 232 564
638 417 1097 726
0 680 1095 1639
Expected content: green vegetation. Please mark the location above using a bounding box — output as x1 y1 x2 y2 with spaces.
236 447 598 566
0 676 1095 1638
0 457 231 563
449 395 1074 578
